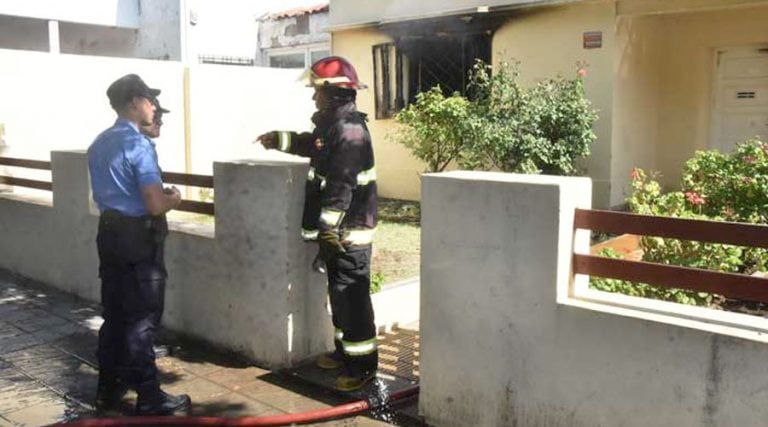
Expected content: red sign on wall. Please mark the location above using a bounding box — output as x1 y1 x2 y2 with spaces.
583 31 603 49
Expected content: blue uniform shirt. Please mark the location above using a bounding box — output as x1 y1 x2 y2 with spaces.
88 119 163 217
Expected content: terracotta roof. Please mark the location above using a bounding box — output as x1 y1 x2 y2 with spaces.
263 2 329 21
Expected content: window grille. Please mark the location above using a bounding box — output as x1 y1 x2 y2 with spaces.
372 34 490 120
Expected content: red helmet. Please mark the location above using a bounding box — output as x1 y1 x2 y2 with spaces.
303 56 367 90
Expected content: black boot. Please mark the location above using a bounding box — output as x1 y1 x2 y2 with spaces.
95 375 128 412
136 383 191 416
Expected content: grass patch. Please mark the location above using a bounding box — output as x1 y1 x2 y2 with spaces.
373 221 421 285
378 198 420 225
372 198 421 286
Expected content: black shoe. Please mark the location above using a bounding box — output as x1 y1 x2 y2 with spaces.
136 390 191 415
95 380 128 412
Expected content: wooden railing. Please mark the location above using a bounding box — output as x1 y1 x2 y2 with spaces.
161 171 214 215
0 156 214 215
573 208 768 304
0 156 52 191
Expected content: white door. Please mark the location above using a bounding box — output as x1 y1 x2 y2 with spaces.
711 47 768 153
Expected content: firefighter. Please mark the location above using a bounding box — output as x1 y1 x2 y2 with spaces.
258 56 378 392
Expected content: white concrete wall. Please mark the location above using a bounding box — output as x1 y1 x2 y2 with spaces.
0 0 182 60
0 151 332 367
0 15 50 52
136 0 181 61
420 172 768 426
0 49 313 179
59 22 139 58
187 65 315 175
0 0 141 28
0 49 186 173
185 0 260 61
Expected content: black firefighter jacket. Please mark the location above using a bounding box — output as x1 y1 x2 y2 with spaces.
273 102 377 247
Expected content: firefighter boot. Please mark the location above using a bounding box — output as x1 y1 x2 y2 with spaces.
316 350 344 370
334 367 376 392
136 382 191 415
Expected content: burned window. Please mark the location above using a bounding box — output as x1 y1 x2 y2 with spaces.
372 43 405 120
372 34 490 120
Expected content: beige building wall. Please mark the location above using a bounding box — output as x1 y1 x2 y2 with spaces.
611 14 665 203
612 3 768 197
332 28 427 201
493 0 616 207
654 5 768 189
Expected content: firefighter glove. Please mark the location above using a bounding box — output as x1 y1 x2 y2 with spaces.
317 230 345 261
256 132 278 150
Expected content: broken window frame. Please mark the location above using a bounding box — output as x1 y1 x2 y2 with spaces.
372 33 491 120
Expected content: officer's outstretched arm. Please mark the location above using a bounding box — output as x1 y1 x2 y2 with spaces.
256 131 315 157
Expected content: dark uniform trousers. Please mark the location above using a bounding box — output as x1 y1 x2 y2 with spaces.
326 245 378 372
96 210 168 390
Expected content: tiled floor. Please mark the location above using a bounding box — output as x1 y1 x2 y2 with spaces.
0 269 421 426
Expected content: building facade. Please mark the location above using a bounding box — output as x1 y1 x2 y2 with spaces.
329 0 768 207
256 3 331 68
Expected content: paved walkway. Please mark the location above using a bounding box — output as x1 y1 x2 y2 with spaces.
0 269 420 426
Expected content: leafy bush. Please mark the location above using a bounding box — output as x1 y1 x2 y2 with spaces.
681 139 768 224
371 271 384 294
465 60 598 174
393 86 474 173
590 248 716 306
392 59 598 175
591 140 768 306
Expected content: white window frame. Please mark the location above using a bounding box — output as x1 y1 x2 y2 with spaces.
265 42 331 68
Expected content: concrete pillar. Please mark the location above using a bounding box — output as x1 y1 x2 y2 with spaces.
51 150 92 217
48 20 60 54
195 159 331 368
0 124 8 193
50 150 99 300
419 171 591 427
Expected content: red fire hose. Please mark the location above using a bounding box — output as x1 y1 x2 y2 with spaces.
49 385 419 427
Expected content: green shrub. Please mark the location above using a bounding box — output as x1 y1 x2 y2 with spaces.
392 86 474 173
392 59 598 175
466 60 598 175
591 140 768 306
590 248 716 306
371 271 385 294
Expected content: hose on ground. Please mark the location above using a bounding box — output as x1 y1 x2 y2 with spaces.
48 385 420 427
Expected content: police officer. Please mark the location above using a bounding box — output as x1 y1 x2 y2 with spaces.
258 56 378 392
88 74 191 415
140 99 169 139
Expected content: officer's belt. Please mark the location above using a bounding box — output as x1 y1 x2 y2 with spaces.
101 209 164 230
